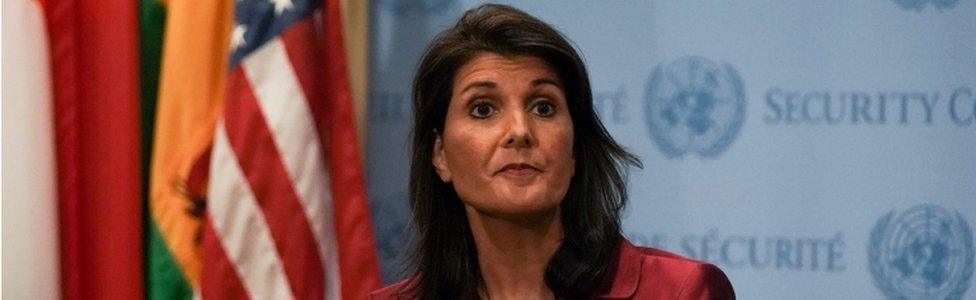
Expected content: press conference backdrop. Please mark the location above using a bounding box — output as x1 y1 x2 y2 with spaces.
365 1 976 298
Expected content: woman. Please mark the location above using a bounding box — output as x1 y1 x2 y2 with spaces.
372 4 735 299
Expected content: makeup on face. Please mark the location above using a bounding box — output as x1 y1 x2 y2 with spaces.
433 53 575 217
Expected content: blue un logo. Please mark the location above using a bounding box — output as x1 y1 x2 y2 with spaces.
891 0 963 11
643 56 746 158
869 204 975 299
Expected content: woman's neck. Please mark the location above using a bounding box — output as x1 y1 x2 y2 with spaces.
465 206 563 300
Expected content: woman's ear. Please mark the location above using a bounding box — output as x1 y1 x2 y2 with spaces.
432 134 452 182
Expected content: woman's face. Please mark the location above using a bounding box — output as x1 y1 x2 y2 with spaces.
433 53 575 217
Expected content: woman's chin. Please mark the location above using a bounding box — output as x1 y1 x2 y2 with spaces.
473 195 561 219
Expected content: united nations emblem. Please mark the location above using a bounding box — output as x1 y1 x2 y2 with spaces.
643 56 746 158
869 204 975 299
891 0 962 11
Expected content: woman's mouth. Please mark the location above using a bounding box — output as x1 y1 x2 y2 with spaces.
496 163 542 178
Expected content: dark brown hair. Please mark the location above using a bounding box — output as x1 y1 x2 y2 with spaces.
407 4 641 298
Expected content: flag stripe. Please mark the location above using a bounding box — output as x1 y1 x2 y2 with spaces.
139 0 164 201
278 18 351 300
46 0 83 297
3 2 59 297
150 0 234 289
278 26 347 297
242 35 342 299
148 221 194 300
200 219 250 300
320 1 383 298
279 19 328 145
138 1 195 298
48 0 145 298
281 14 362 299
223 68 325 300
207 124 293 300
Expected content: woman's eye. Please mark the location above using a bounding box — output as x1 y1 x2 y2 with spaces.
531 101 555 117
469 102 496 118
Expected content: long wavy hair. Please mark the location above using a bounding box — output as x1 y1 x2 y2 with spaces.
407 4 641 299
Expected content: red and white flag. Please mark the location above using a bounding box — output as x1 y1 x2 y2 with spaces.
202 0 381 299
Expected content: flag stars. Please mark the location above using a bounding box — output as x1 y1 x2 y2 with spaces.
231 24 247 50
270 0 293 15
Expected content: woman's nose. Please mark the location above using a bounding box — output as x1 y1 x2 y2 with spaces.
503 110 533 149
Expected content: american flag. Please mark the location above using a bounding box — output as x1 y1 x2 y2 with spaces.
202 0 381 299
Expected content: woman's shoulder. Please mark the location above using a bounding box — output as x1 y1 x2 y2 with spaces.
599 239 735 299
633 244 721 279
369 239 735 299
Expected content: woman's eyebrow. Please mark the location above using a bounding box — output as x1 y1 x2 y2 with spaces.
460 81 496 94
531 78 561 89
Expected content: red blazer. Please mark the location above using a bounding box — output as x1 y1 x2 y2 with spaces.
370 238 735 299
